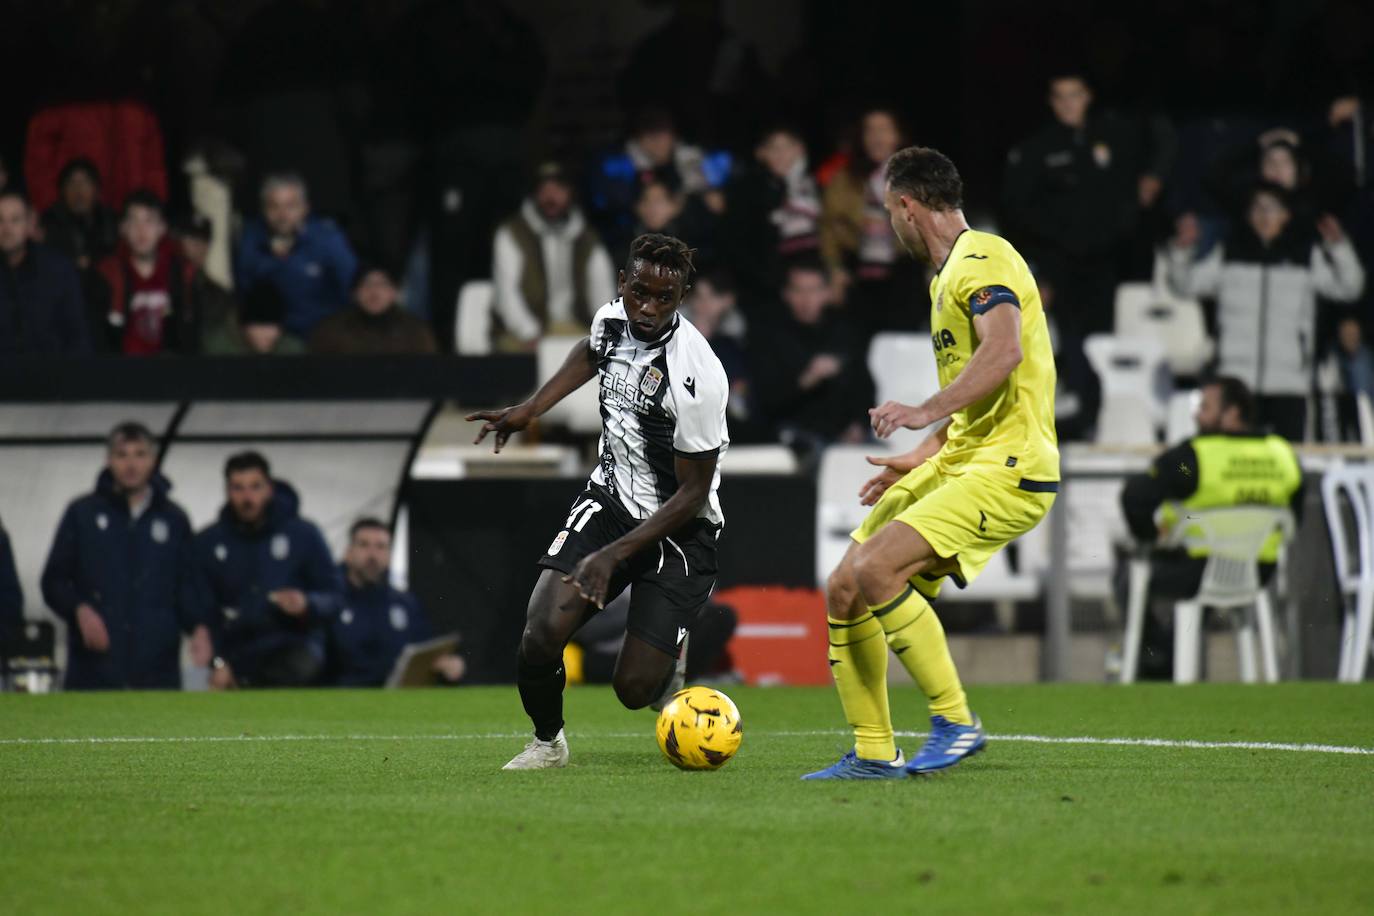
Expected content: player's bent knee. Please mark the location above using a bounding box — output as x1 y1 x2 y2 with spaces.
850 543 902 606
825 564 860 617
519 619 563 664
612 673 660 710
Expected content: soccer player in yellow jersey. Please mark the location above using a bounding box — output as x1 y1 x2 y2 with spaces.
803 146 1059 779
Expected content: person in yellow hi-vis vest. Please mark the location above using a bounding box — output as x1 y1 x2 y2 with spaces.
1118 376 1304 679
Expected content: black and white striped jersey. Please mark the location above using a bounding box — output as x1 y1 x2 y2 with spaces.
587 298 729 526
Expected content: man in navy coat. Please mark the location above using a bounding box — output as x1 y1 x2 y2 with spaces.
41 422 211 689
327 517 463 687
194 451 342 688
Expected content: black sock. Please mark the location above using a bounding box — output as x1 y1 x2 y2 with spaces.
517 649 566 741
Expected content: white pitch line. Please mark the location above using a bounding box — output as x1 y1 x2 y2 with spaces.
0 730 1370 756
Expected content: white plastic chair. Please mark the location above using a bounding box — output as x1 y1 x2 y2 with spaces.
537 335 601 434
1357 393 1374 448
813 445 1044 622
718 445 798 476
867 333 942 453
1084 334 1169 445
454 280 495 355
815 446 878 587
1323 464 1374 682
1121 506 1293 684
1112 282 1214 376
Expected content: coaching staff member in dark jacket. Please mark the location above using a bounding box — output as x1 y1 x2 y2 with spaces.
0 516 23 660
41 422 211 689
326 517 463 687
195 451 342 688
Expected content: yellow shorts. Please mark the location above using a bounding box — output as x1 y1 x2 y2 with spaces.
850 462 1056 598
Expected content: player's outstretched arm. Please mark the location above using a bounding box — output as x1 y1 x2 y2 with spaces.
466 337 598 452
564 454 717 608
859 423 949 506
870 304 1022 438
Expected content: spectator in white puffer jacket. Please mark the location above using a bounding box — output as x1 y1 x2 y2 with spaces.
1163 183 1364 440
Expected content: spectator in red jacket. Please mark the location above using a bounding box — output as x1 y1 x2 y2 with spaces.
23 100 168 215
96 191 199 355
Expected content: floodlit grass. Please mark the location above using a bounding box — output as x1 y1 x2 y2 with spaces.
2 684 1371 914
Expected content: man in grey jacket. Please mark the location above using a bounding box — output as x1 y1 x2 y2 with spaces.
1164 184 1364 440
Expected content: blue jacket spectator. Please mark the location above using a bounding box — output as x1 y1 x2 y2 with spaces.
194 451 342 688
586 108 730 257
41 424 209 690
0 190 91 355
234 173 357 337
0 519 23 655
326 518 463 687
329 565 432 686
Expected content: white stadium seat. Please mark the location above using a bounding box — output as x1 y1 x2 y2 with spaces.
814 445 1045 616
815 446 876 587
537 335 602 434
867 333 942 453
454 280 495 355
1085 333 1168 444
1113 281 1213 376
719 445 799 476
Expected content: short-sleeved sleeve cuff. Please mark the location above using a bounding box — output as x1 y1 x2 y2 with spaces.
673 446 720 460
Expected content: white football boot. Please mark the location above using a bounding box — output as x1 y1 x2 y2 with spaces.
502 728 570 770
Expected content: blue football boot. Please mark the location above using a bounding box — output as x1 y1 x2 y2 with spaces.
906 714 986 774
801 749 907 780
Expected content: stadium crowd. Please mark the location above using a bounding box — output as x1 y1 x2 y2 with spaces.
2 1 1374 688
0 2 1371 446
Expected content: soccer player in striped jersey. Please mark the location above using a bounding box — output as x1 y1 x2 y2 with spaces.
469 234 729 770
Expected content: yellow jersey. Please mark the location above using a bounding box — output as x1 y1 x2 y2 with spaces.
927 228 1059 484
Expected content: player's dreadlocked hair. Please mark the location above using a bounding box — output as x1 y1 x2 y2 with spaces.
625 232 696 284
885 146 963 212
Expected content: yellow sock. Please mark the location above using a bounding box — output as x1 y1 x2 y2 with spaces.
827 613 896 761
869 585 972 726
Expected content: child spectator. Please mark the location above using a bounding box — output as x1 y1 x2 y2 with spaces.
96 191 200 355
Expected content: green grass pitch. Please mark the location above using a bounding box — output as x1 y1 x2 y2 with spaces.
2 683 1372 915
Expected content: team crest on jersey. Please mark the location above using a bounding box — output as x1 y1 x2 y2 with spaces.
548 530 569 556
151 519 169 544
1093 142 1112 168
390 605 409 631
271 534 290 560
639 366 664 397
340 609 354 626
96 513 108 530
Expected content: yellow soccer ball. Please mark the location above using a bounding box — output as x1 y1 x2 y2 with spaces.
655 686 742 770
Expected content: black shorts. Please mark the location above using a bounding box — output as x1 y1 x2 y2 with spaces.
537 484 720 656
